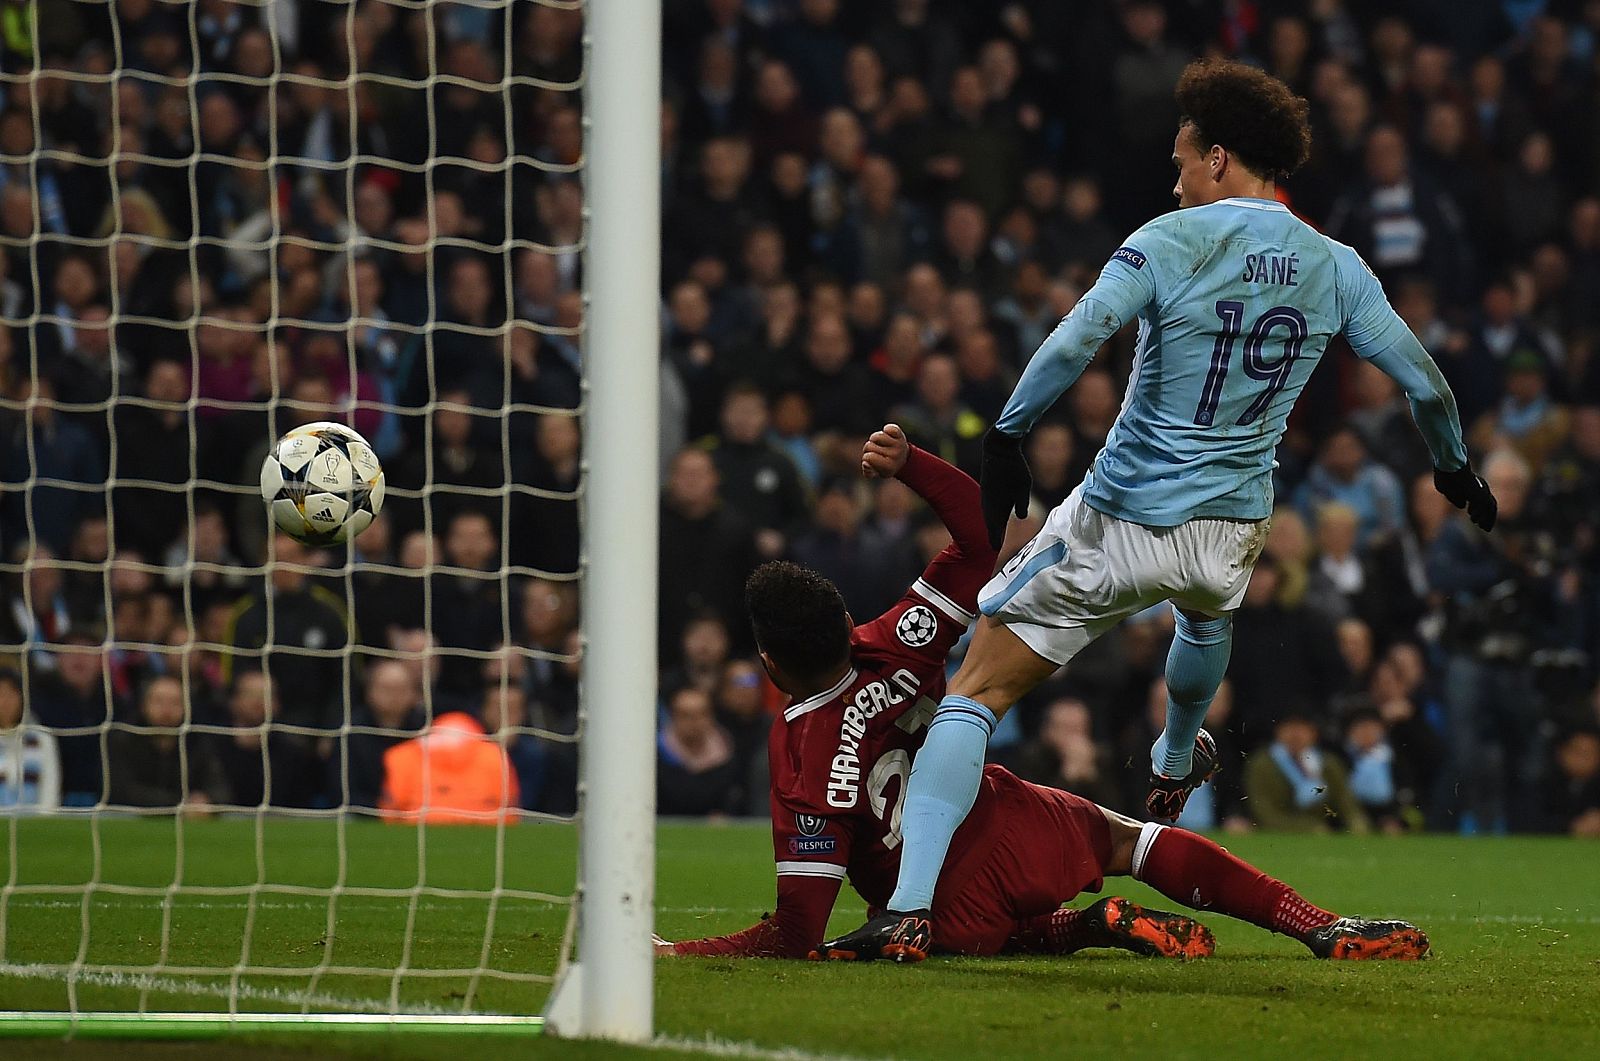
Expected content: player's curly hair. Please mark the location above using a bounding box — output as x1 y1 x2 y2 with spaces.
745 561 851 682
1175 59 1312 181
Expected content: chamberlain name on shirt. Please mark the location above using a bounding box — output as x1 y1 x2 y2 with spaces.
826 668 920 809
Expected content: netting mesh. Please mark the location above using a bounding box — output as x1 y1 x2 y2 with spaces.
0 0 586 1018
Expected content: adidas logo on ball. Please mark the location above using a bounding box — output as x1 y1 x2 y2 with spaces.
311 507 335 522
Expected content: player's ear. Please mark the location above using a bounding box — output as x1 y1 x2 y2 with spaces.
844 612 854 634
756 650 786 691
1210 144 1228 182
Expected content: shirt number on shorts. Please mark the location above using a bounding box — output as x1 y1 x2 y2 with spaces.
1193 301 1309 426
866 749 912 850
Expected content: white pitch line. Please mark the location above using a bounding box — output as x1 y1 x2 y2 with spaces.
1408 913 1600 925
651 1034 893 1061
3 897 757 915
0 963 466 1016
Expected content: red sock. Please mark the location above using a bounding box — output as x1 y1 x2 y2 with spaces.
1010 907 1110 955
1134 826 1337 941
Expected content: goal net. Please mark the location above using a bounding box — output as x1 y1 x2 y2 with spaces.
0 0 655 1041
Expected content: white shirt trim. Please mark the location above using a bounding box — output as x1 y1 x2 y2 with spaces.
1217 196 1288 212
783 669 857 722
776 861 847 880
911 579 976 625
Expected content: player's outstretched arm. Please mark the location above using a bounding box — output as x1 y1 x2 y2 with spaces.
863 424 996 612
1366 339 1495 530
981 248 1153 546
1337 250 1497 531
661 872 843 959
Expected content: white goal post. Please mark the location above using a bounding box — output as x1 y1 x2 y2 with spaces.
545 0 659 1043
0 0 657 1045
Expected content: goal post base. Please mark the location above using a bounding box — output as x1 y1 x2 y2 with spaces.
541 960 583 1039
0 1012 545 1039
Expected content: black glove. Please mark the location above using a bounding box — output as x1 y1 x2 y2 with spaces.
981 428 1032 550
1434 463 1498 531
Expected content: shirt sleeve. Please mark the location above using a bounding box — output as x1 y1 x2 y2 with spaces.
1335 245 1468 471
671 797 850 958
894 445 994 624
1336 245 1416 358
994 231 1161 436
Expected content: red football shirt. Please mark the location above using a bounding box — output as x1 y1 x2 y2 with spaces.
674 446 998 958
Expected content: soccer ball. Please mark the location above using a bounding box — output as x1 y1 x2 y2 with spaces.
259 421 386 546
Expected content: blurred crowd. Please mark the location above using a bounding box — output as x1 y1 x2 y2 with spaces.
2 0 1599 837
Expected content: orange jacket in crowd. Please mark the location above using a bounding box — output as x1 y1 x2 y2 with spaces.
379 712 520 825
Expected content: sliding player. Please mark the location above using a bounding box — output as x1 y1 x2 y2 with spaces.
656 426 1428 962
827 59 1486 962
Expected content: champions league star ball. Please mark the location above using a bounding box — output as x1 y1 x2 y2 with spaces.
259 421 386 546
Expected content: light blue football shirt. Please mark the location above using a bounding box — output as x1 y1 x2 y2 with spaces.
995 196 1467 526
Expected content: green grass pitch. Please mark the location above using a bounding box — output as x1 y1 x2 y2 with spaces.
1 818 1597 1059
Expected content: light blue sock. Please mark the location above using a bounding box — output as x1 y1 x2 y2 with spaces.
1154 610 1232 778
887 695 998 912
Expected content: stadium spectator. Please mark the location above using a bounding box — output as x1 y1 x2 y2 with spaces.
1006 697 1121 809
659 448 759 663
223 534 349 732
0 669 60 812
716 658 773 818
1427 449 1560 832
1228 560 1344 746
106 675 226 812
1538 729 1600 837
1021 423 1082 515
210 669 318 809
657 684 742 818
1293 426 1409 550
379 711 519 825
513 413 582 576
1468 350 1571 474
29 636 116 806
790 479 904 618
161 503 250 615
387 390 504 541
891 353 984 475
1343 707 1406 834
1244 713 1368 833
343 659 425 812
482 680 547 813
701 383 811 561
849 153 933 289
429 510 505 700
0 547 71 670
1065 369 1120 458
0 375 105 555
516 577 579 708
793 311 876 436
663 613 732 702
1324 124 1471 304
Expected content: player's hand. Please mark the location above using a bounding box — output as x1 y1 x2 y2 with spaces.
1433 463 1498 531
652 934 677 957
861 423 910 479
981 428 1032 550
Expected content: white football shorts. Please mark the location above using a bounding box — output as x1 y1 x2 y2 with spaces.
977 486 1270 666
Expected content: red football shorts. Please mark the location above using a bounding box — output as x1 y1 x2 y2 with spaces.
932 776 1112 956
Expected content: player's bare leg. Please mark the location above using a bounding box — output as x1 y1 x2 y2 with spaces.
1098 799 1430 961
944 615 1063 708
820 619 1059 962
